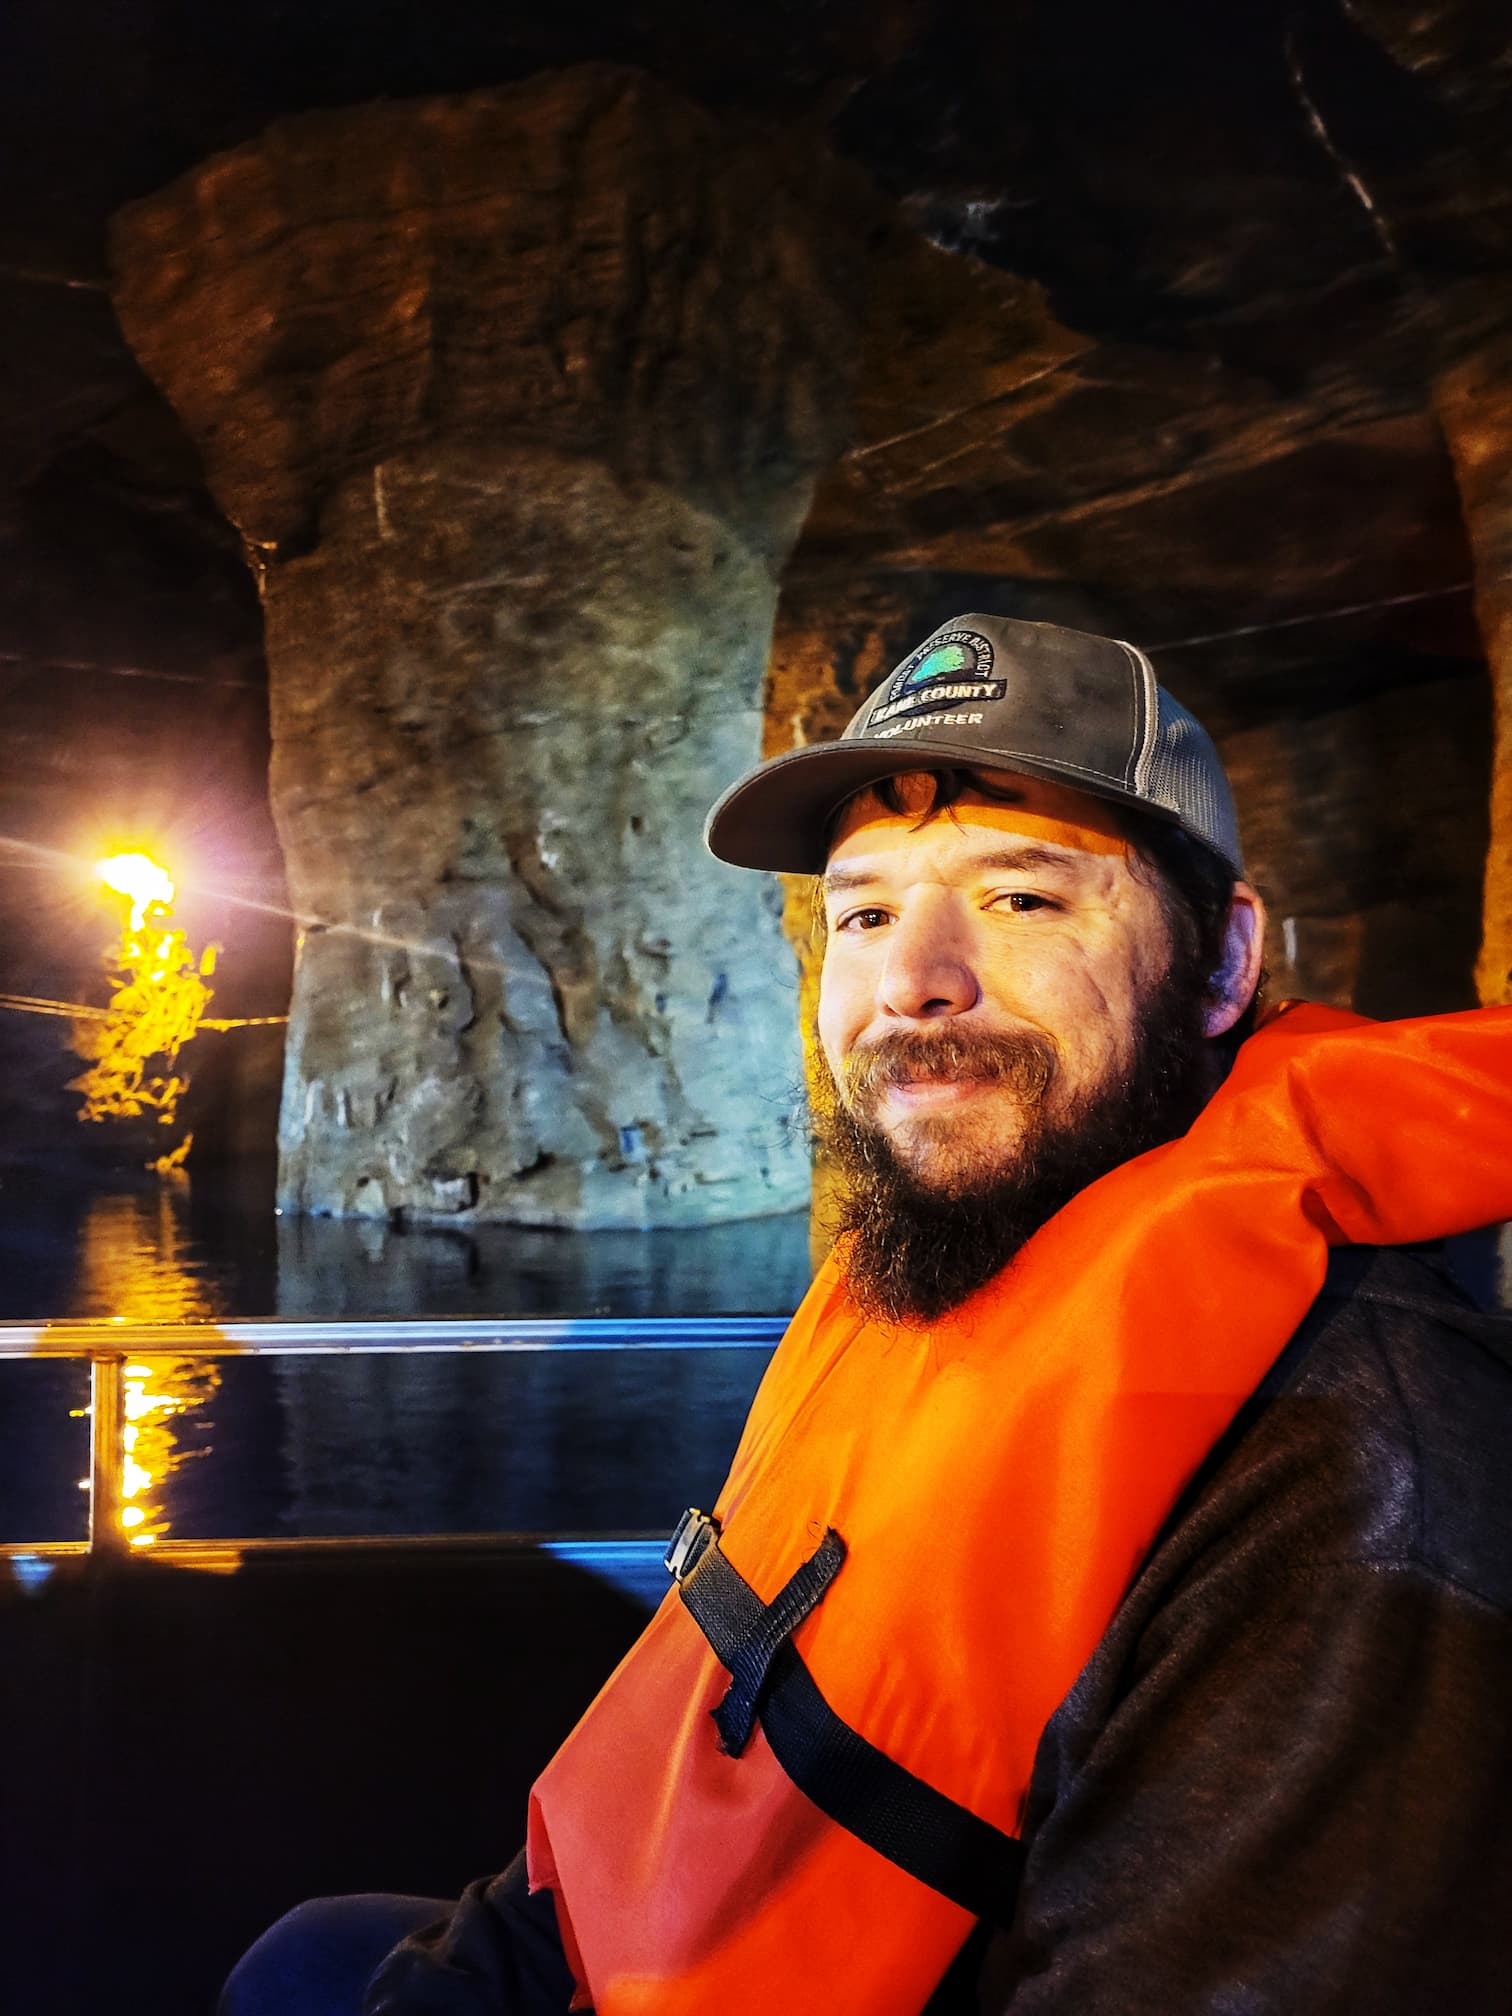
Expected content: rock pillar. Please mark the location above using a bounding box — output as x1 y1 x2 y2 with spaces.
111 66 869 1225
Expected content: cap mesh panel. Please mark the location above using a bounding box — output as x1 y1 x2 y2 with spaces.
1147 691 1244 874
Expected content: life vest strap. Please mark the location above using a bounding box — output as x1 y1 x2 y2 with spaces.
674 1520 1025 1923
678 1513 846 1754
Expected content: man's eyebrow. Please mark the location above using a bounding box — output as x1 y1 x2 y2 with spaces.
821 864 886 895
821 844 1089 895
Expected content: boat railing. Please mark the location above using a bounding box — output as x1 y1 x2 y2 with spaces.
0 1314 787 1563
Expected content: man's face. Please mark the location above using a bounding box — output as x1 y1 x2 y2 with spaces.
817 771 1176 1200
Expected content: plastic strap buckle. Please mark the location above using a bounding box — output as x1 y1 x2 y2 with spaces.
664 1506 721 1583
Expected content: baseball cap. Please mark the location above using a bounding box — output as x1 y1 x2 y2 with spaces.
704 613 1244 877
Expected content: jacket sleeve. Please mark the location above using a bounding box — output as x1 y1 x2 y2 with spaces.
980 1543 1512 2013
363 1850 577 2016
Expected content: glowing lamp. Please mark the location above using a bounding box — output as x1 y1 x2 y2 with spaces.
95 852 175 932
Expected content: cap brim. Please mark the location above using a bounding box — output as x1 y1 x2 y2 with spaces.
704 738 1182 873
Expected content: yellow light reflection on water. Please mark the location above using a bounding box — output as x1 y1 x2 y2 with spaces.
69 1190 223 1545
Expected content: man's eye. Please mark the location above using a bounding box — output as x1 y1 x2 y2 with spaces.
836 907 892 932
991 891 1059 914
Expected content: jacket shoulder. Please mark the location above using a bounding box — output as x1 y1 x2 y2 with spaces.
1158 1242 1512 1613
1276 1243 1512 1603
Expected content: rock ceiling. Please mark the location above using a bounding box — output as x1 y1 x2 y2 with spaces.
4 1 1504 682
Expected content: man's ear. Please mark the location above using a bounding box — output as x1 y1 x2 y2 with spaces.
1203 882 1267 1037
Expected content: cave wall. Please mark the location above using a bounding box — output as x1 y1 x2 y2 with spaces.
0 372 288 1169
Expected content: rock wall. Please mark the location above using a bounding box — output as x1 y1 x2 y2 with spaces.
111 66 872 1225
1286 0 1512 1005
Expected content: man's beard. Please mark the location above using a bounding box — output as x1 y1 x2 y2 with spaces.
814 973 1213 1327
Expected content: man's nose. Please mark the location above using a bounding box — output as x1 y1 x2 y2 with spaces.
876 901 981 1021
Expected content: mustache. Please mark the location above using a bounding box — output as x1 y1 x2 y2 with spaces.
837 1026 1057 1119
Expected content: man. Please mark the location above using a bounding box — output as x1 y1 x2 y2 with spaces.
224 615 1512 2015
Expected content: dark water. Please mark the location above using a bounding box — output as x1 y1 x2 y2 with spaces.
0 1158 814 1549
0 1157 815 1321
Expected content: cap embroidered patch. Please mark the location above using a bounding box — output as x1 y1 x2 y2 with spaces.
864 629 1006 729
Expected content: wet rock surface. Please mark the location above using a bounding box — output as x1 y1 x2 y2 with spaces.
265 446 813 1224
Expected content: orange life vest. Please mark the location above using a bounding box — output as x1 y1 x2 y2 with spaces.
528 1004 1512 2014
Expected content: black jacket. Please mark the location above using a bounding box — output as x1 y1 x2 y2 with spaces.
958 1243 1512 2012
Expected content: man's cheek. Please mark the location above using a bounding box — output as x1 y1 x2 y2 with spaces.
815 967 860 1079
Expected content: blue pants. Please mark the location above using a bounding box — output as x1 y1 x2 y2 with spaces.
218 1894 452 2016
218 1850 579 2014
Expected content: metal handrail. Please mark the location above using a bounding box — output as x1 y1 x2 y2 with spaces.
0 1314 789 1357
1 1314 787 1559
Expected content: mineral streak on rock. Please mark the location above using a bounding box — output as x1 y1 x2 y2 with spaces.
110 66 871 1225
1434 341 1512 1006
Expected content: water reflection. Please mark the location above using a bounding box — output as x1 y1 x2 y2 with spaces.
0 1162 813 1320
69 1190 221 1547
261 1346 771 1539
71 1187 224 1323
253 1206 808 1541
111 1357 218 1548
1 1166 811 1545
275 1207 813 1318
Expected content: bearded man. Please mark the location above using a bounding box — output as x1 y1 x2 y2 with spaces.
225 616 1512 2016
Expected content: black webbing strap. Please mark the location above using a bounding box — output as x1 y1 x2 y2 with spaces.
671 1515 1025 1923
681 1523 847 1755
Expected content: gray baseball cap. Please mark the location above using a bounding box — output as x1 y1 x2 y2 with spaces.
704 612 1244 877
